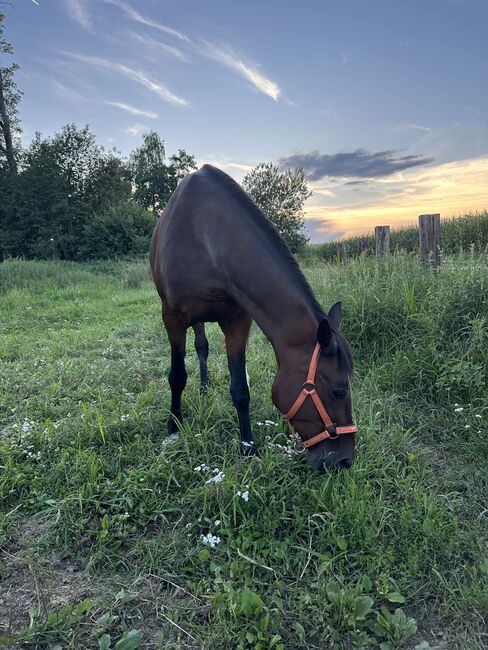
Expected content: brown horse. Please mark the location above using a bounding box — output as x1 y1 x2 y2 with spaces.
150 164 357 471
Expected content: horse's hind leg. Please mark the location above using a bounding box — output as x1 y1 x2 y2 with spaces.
162 307 188 435
219 311 257 455
193 323 209 392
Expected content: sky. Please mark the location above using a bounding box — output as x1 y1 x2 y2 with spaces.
5 0 488 241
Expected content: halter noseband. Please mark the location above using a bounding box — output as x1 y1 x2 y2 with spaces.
283 342 358 449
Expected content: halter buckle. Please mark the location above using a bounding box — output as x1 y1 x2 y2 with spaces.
327 424 338 440
302 381 315 392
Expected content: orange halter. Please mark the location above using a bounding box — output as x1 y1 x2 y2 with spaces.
283 342 358 449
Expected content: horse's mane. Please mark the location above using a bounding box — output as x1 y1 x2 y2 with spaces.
200 165 353 375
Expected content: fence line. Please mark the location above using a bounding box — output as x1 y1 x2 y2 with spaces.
332 214 442 267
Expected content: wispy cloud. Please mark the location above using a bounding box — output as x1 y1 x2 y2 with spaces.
464 105 488 118
104 100 157 118
65 0 92 31
280 148 433 180
62 52 189 106
395 123 431 133
101 0 189 42
125 123 148 136
130 31 188 62
200 41 281 101
52 80 87 102
119 64 189 106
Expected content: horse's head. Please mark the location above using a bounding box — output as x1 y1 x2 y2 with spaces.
272 302 356 472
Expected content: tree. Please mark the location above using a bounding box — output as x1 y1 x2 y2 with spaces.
6 133 69 258
242 162 311 252
0 9 22 173
130 131 197 212
83 151 132 213
2 125 132 259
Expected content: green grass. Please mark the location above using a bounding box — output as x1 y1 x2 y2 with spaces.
310 210 488 262
0 255 487 649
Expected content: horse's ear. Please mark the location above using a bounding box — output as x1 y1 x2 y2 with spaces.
328 302 342 330
317 318 333 349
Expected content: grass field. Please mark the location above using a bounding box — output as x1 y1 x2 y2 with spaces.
0 254 487 649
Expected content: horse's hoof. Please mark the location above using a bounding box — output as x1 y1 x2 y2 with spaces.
240 441 259 457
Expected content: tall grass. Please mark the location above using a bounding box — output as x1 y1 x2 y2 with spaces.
0 255 487 648
312 211 488 262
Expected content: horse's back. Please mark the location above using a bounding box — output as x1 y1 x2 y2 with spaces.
150 165 246 322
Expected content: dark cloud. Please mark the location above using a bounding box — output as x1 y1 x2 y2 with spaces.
279 148 433 180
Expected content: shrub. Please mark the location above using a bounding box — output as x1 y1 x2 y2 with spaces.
81 203 157 259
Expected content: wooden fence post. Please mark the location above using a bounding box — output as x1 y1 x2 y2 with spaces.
419 213 441 266
358 236 369 256
375 226 390 256
337 243 347 264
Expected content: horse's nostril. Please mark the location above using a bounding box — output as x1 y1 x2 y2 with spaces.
338 457 352 469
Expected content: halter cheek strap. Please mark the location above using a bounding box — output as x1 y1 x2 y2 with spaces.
283 342 358 449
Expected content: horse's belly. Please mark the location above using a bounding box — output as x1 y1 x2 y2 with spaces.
167 291 241 326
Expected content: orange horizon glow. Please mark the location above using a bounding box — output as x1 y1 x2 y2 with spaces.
304 156 488 240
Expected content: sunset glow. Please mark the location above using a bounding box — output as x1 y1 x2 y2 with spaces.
305 157 488 239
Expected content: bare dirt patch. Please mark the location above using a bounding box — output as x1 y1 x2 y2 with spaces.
0 513 106 635
0 514 205 648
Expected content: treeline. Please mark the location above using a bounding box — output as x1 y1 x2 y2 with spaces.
0 125 197 260
311 211 488 262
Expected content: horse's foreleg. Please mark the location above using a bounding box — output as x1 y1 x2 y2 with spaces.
219 312 256 455
193 322 209 393
162 307 188 435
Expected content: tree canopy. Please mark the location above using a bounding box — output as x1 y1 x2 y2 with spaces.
0 124 196 260
130 131 197 212
242 162 311 252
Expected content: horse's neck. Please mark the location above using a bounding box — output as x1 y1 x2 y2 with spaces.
231 264 320 365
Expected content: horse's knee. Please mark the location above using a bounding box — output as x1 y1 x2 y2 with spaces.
169 367 187 392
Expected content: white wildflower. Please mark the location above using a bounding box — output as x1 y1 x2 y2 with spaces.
256 421 264 426
205 471 225 484
214 519 221 526
22 420 32 432
194 463 209 472
121 414 129 421
454 407 464 413
201 533 221 548
264 420 277 426
236 490 249 502
475 414 482 419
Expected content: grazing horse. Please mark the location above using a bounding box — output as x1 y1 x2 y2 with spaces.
150 164 357 471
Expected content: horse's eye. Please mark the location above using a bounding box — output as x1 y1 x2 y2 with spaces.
332 388 348 400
